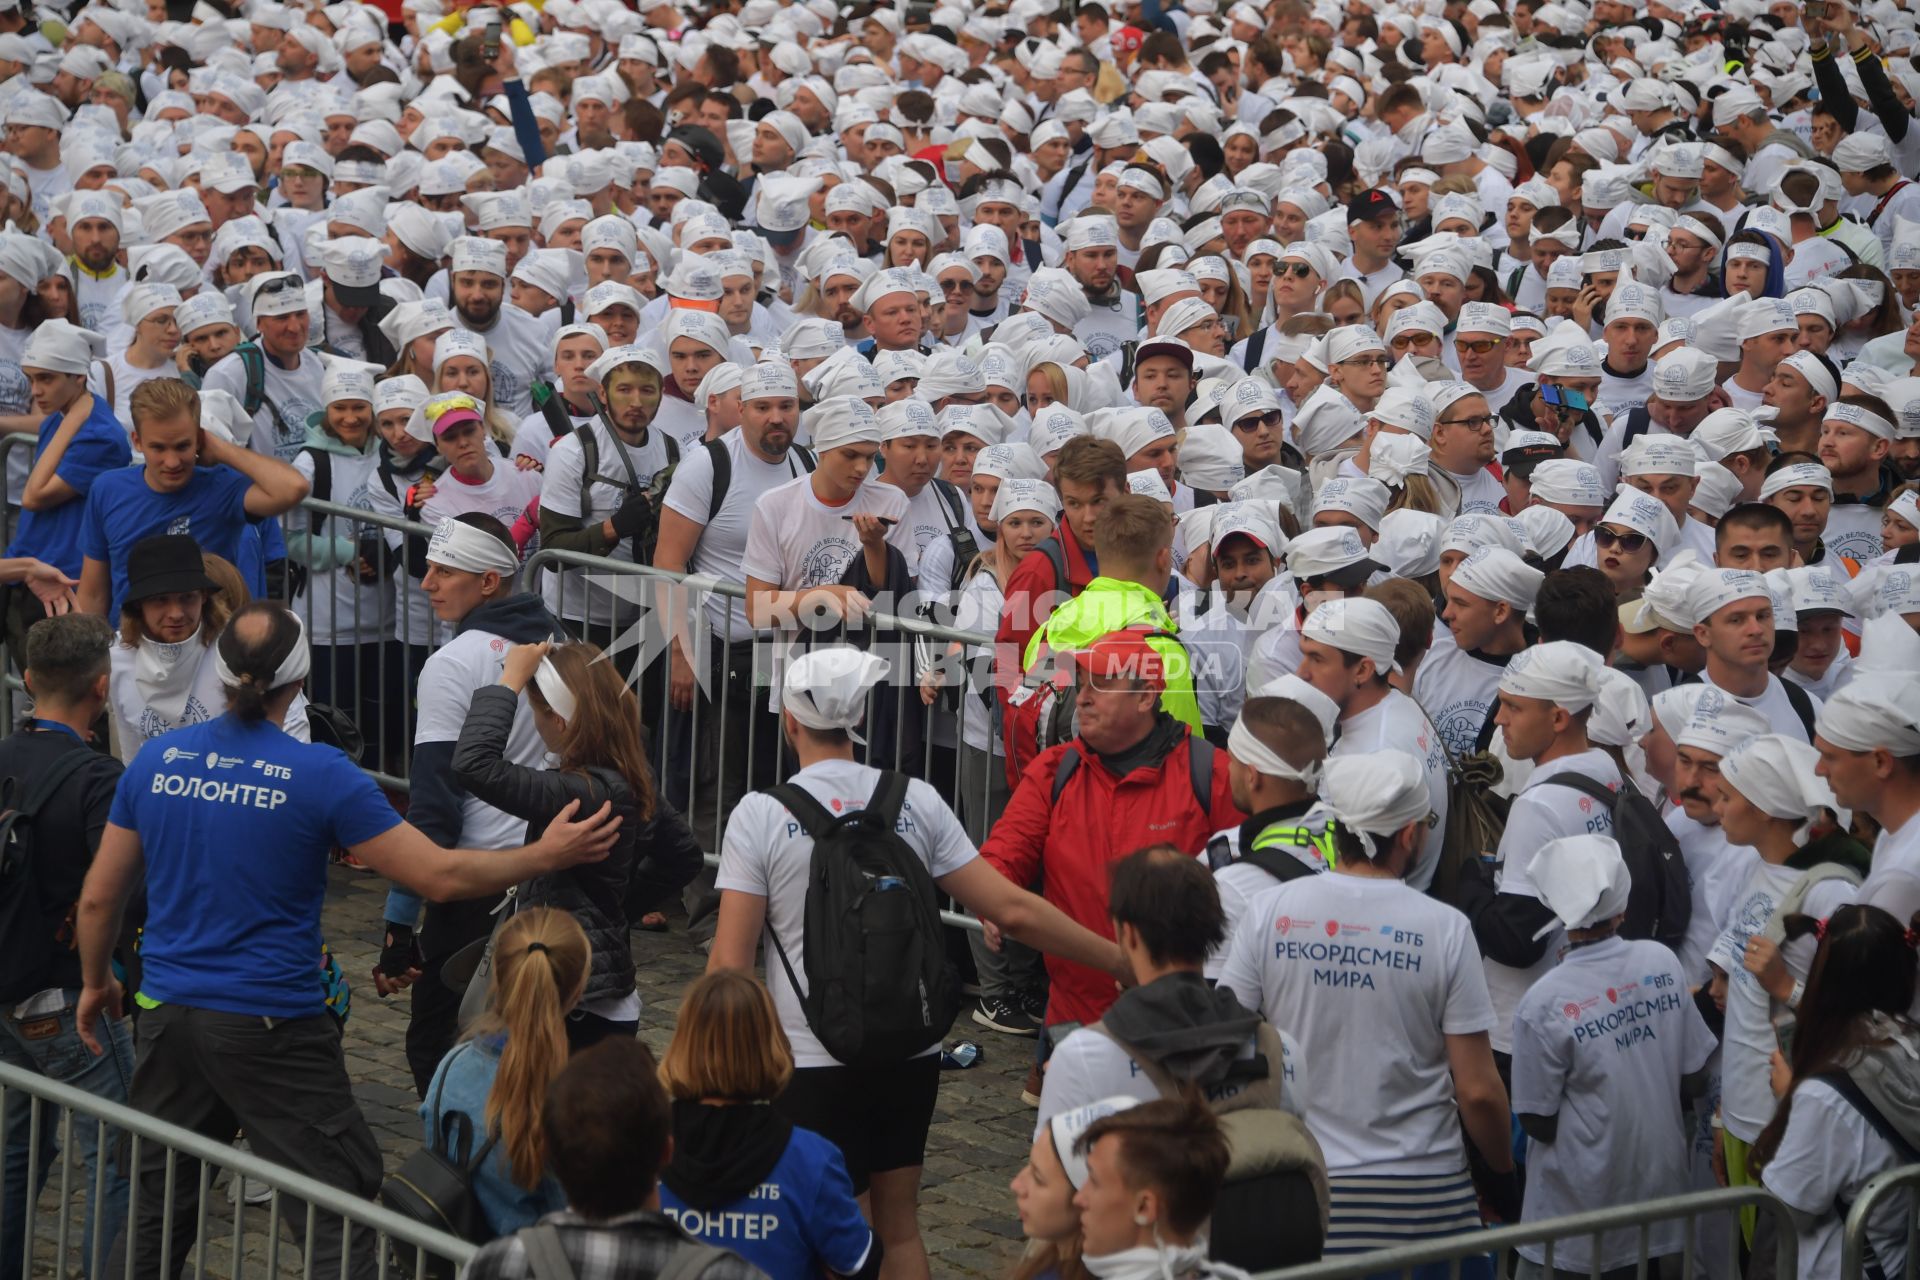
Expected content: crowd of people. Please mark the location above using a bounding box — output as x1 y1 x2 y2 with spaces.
6 0 1920 1276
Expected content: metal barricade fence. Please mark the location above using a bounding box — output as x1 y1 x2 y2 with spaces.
1844 1162 1920 1280
0 1059 474 1280
1251 1186 1796 1280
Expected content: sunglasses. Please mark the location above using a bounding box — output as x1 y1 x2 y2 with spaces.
1389 333 1437 350
253 273 303 298
1282 263 1317 279
1594 525 1649 554
1234 409 1286 430
1454 338 1504 354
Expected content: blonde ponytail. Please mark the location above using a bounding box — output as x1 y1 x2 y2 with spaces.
476 908 590 1189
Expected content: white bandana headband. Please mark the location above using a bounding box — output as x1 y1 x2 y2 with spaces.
1228 714 1322 789
213 610 312 694
427 518 519 576
534 657 578 722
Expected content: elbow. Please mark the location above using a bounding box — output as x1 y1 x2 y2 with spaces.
1457 1076 1508 1115
19 488 49 513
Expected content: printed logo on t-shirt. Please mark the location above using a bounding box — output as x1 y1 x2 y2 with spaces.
490 361 525 413
1269 916 1427 989
799 537 858 587
167 516 192 536
0 361 27 415
1558 972 1685 1050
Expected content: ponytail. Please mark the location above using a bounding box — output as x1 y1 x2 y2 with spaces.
477 908 590 1190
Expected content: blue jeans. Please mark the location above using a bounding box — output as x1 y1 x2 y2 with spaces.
0 992 135 1280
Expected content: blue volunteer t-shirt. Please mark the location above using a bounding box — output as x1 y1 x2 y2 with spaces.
83 465 253 618
6 399 132 575
659 1128 873 1279
109 716 402 1018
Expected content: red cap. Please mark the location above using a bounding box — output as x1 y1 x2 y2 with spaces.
1071 630 1166 689
1113 25 1145 51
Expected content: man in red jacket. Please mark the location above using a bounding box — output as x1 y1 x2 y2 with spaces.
981 631 1244 1101
993 436 1128 674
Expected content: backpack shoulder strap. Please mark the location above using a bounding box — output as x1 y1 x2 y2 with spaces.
237 342 266 415
1815 1072 1920 1166
1087 1021 1183 1099
652 1240 730 1280
1038 537 1070 593
663 430 681 467
1241 325 1268 374
867 768 911 826
303 448 333 533
1540 772 1617 806
514 1224 579 1280
703 436 732 524
932 478 966 528
1049 745 1083 804
1763 862 1866 944
18 746 101 820
577 424 601 523
1237 840 1319 887
792 443 817 471
763 782 837 840
1188 736 1214 815
1779 677 1817 738
94 359 114 410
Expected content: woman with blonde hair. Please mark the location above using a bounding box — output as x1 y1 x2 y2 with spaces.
430 329 521 452
658 971 879 1280
419 907 588 1236
452 640 704 1050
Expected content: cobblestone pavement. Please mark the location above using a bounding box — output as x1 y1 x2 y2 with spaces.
322 865 1036 1278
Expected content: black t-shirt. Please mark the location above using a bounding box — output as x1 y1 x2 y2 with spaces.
0 724 123 997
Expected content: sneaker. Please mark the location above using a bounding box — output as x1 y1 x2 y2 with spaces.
1021 1063 1044 1108
1018 988 1048 1022
972 996 1040 1037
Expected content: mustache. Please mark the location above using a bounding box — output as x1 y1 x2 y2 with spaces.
1678 787 1710 806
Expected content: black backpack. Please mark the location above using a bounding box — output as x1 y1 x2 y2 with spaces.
929 479 979 593
762 770 961 1068
378 1044 500 1279
1543 774 1692 953
0 748 102 1006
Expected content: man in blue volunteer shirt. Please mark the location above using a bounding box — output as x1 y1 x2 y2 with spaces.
76 377 309 619
4 321 128 662
74 601 622 1280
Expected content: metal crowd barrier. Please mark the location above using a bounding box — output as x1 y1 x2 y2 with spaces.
0 1059 474 1280
1254 1186 1797 1280
1844 1163 1920 1280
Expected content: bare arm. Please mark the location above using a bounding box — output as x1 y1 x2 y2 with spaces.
21 394 93 512
78 558 110 617
347 799 621 902
747 574 870 629
708 888 768 973
75 823 146 1053
202 430 311 518
651 506 702 576
937 858 1127 982
1447 1030 1515 1172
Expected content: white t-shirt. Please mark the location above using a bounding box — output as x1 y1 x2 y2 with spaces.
1333 690 1450 893
511 406 596 469
1700 669 1819 743
1442 465 1506 516
538 421 673 626
714 758 977 1067
202 348 328 462
739 473 915 711
911 487 985 604
1595 363 1655 422
1511 937 1718 1271
1215 872 1495 1176
1034 1015 1307 1135
362 458 439 648
949 568 1004 756
419 459 542 537
1709 858 1857 1141
1202 819 1328 981
108 636 310 758
1823 501 1884 564
292 444 395 645
1484 748 1622 1055
1413 627 1505 760
455 302 553 418
0 322 30 503
1861 814 1920 915
1765 1077 1916 1280
661 428 817 640
414 626 551 852
87 352 172 440
1078 291 1139 361
1667 808 1735 987
73 268 129 340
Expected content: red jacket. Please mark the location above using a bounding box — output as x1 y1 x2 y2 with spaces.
981 729 1245 1027
992 518 1099 691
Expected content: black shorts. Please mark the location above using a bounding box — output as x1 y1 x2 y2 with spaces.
774 1054 942 1193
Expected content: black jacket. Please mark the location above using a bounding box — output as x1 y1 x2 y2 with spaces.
450 684 703 1003
0 725 124 1002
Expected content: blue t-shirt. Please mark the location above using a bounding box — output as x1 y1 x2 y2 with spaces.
83 465 252 618
109 715 402 1018
659 1126 873 1279
6 399 132 574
